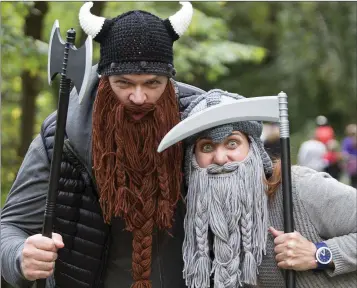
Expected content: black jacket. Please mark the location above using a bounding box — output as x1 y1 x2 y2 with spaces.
39 74 204 287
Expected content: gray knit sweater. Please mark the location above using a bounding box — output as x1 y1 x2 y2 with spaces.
257 165 357 288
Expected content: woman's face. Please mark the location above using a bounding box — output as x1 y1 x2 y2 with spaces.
194 131 250 168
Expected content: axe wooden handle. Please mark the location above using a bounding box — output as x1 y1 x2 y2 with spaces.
37 28 76 288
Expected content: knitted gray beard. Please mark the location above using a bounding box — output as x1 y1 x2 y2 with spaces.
183 137 268 288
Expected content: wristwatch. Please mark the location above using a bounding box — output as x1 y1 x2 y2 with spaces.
314 242 333 270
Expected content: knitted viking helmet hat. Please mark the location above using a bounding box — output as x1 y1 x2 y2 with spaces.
182 89 273 185
79 2 193 77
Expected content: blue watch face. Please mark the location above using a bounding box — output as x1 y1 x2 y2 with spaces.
317 247 332 264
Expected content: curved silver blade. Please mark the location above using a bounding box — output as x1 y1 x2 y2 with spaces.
157 96 280 153
48 19 92 104
48 20 64 85
78 35 93 104
67 35 93 104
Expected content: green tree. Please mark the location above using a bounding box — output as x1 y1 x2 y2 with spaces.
1 1 265 208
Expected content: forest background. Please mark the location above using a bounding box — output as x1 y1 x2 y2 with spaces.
1 1 356 224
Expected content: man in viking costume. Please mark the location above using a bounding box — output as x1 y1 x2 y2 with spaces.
162 90 356 287
1 2 205 287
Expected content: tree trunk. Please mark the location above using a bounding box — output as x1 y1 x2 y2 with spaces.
18 2 48 157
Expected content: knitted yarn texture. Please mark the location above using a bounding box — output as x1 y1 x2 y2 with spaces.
182 89 273 187
79 2 193 77
183 137 269 288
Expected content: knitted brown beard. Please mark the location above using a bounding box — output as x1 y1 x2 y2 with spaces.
92 77 183 288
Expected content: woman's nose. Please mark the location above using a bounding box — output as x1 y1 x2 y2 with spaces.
213 147 228 166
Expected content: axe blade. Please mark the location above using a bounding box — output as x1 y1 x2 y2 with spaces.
48 20 93 104
67 35 92 104
48 20 65 85
157 96 280 153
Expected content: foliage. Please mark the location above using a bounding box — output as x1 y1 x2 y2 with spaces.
1 1 266 204
210 2 356 134
1 1 356 210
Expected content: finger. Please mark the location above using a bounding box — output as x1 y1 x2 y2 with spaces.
275 250 295 262
25 258 55 272
52 233 64 249
277 259 294 270
269 227 284 238
22 245 57 263
275 252 285 263
32 248 57 262
28 235 57 252
24 269 54 281
273 232 297 246
274 243 287 254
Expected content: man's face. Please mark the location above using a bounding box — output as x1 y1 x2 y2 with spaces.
194 131 250 168
109 74 168 104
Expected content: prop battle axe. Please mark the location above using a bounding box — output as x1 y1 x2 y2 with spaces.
37 20 92 288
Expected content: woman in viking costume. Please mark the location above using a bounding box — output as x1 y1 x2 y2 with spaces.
161 89 357 288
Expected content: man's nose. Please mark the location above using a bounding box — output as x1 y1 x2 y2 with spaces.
129 87 146 105
213 147 228 166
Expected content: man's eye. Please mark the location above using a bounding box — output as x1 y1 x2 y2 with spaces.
116 80 130 86
147 80 160 85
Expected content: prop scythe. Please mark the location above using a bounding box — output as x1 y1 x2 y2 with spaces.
37 20 92 288
158 93 295 288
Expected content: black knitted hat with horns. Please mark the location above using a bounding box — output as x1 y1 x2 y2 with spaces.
79 2 193 77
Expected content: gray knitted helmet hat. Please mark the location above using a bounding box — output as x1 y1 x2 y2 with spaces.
182 89 272 288
79 2 193 77
182 89 273 185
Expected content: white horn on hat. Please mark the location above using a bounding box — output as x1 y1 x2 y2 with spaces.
79 2 106 38
168 2 193 37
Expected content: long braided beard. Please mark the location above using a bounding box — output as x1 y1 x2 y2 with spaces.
183 138 268 288
92 77 183 288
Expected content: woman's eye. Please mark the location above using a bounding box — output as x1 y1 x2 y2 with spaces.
227 140 238 149
201 144 213 153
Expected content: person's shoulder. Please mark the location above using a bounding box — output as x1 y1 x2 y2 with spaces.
174 81 206 97
292 165 324 179
291 165 328 195
292 165 356 197
77 64 100 97
172 80 206 112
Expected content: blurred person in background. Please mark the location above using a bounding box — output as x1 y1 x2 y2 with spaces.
297 130 327 172
323 139 343 180
315 115 335 145
341 124 357 188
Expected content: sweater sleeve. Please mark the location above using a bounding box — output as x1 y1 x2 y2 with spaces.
295 166 357 277
1 135 50 287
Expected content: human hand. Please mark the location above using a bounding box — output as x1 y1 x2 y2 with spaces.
21 233 64 281
269 227 317 271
